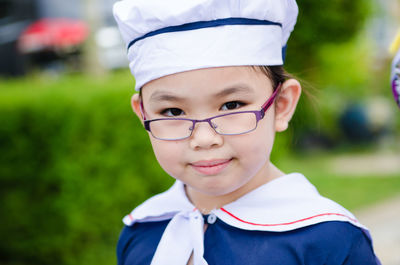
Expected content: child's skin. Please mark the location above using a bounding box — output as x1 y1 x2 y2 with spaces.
131 66 301 214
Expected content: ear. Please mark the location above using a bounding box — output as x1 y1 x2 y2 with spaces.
274 79 301 132
131 93 144 124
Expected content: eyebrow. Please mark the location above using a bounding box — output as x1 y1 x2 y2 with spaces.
213 84 254 97
149 91 186 103
148 83 254 102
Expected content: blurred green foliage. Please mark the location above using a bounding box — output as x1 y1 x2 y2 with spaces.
0 73 174 265
285 0 385 146
287 0 371 73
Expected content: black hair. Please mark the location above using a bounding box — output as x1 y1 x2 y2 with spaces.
256 65 292 91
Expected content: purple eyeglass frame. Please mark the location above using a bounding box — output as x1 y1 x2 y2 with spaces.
140 83 282 140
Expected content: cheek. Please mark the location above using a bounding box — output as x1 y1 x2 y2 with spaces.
234 121 275 170
237 138 269 167
149 138 184 177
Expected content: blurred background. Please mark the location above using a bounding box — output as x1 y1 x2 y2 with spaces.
0 0 399 264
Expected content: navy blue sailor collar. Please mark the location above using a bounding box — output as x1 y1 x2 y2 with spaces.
123 173 364 231
122 173 372 265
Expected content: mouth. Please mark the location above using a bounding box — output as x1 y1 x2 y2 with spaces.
190 159 233 175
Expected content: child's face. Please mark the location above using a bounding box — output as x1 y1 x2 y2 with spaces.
133 66 300 203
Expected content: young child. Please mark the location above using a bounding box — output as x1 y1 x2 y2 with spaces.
113 0 381 264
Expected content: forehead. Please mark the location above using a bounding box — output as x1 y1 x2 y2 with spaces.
141 66 273 100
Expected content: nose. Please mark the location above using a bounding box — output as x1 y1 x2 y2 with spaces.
189 121 223 150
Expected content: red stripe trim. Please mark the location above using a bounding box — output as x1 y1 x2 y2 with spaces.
128 214 134 221
220 208 358 227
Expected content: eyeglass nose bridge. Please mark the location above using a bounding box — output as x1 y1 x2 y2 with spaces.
188 117 219 134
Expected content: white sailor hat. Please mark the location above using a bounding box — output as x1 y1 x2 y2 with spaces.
113 0 299 90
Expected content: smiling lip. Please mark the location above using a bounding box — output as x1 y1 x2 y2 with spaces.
190 159 232 175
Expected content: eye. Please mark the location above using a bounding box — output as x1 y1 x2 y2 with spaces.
220 101 245 111
161 108 184 117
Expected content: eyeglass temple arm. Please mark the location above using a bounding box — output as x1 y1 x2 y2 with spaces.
261 83 282 113
140 101 152 131
140 100 147 120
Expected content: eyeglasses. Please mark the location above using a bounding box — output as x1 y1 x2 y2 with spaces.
141 84 281 141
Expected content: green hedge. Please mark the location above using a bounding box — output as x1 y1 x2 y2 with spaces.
0 73 175 265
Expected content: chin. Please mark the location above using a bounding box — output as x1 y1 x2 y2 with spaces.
196 181 241 197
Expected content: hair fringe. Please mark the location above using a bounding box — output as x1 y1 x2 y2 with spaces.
255 65 319 113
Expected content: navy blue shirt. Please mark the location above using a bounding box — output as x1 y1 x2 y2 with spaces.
117 217 379 265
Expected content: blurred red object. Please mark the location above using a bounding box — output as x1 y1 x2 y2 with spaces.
18 18 89 53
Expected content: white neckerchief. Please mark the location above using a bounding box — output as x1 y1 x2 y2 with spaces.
123 173 369 265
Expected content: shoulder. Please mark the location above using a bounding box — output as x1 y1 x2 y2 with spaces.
204 220 379 265
296 220 365 242
117 220 170 265
283 221 379 265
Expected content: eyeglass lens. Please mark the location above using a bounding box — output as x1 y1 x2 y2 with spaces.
149 112 258 140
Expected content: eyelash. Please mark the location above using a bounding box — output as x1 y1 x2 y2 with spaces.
220 101 246 111
159 100 246 117
160 108 184 117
